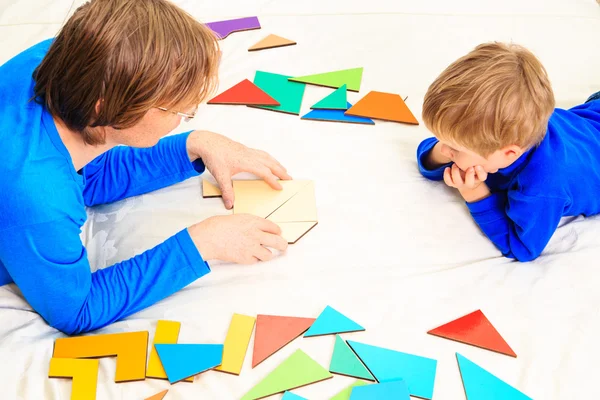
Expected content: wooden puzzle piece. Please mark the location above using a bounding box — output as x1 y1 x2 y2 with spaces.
456 353 532 400
304 306 364 337
248 34 296 51
330 381 371 400
250 71 306 115
205 16 261 39
241 349 332 400
49 358 99 400
207 79 279 106
52 331 148 382
427 310 517 357
215 314 256 375
146 321 193 382
202 179 222 198
347 340 437 400
349 379 410 400
145 389 169 400
345 91 419 124
289 68 363 92
311 85 348 110
302 102 375 125
329 335 374 381
154 344 223 384
282 391 308 400
252 315 315 368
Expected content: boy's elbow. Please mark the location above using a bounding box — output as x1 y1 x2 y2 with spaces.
505 247 541 262
46 309 95 336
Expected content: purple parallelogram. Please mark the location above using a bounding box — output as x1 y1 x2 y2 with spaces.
205 16 261 39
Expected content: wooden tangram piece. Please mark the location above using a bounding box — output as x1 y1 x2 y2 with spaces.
248 34 296 51
241 349 332 400
289 68 363 92
427 310 516 357
145 389 169 400
330 381 371 400
155 344 223 384
53 331 148 382
349 380 410 400
207 79 279 106
202 179 222 198
456 353 532 400
147 320 193 382
329 335 374 381
205 16 261 39
252 314 316 368
282 391 308 400
250 71 306 115
49 358 99 400
311 85 348 110
233 180 317 243
214 313 256 375
301 102 374 125
304 306 364 337
345 91 419 125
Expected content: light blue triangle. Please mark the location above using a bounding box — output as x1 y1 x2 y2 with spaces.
349 380 410 400
304 306 365 337
456 353 532 400
329 335 374 380
301 102 374 125
155 344 223 384
282 392 308 400
311 85 348 110
347 340 437 400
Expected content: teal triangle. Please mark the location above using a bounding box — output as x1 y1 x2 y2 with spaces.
456 353 532 400
282 392 308 400
349 380 410 400
301 102 374 125
329 335 374 381
304 306 365 337
311 85 348 110
155 344 223 384
347 340 437 400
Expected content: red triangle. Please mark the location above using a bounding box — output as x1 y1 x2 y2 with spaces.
251 315 316 368
207 79 280 105
427 310 516 357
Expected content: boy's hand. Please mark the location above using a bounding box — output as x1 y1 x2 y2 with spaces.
443 164 491 203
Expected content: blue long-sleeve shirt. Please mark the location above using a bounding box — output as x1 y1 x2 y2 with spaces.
0 40 210 334
417 100 600 261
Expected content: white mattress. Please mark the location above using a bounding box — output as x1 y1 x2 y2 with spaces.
1 0 600 399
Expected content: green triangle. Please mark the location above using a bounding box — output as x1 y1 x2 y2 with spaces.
289 68 363 92
241 349 332 400
329 335 374 381
310 85 348 110
329 381 371 400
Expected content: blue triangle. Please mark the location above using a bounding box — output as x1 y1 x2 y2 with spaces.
347 340 437 400
282 392 308 400
304 306 365 337
301 102 375 125
155 344 223 384
349 380 410 400
456 353 532 400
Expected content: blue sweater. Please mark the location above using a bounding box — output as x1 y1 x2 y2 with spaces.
0 40 210 334
417 100 600 262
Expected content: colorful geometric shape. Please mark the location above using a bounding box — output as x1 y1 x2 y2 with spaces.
282 391 308 400
345 91 419 124
289 68 363 92
456 353 532 400
145 389 169 400
311 85 348 110
427 310 517 357
329 335 374 381
250 71 306 115
350 380 410 400
347 340 437 399
52 331 148 382
154 344 223 384
301 102 374 125
252 314 316 367
48 358 99 400
241 349 332 400
146 320 191 382
205 16 261 39
330 381 371 400
304 306 364 337
207 79 279 106
248 34 296 51
215 314 256 375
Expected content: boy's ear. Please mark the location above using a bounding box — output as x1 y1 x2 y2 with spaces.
502 144 524 160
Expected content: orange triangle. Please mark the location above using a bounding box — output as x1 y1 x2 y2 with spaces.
207 79 280 106
252 315 316 368
248 34 297 52
427 310 517 357
345 91 419 125
145 389 168 400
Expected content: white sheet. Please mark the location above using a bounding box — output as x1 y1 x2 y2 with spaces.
1 0 600 399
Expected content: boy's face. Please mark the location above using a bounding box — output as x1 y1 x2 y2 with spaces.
438 140 522 173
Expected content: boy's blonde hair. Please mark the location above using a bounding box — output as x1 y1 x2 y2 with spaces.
422 42 555 156
33 0 219 145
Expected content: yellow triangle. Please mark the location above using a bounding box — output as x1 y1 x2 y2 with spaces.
277 222 318 244
248 34 296 51
202 179 222 198
233 180 308 218
268 181 317 222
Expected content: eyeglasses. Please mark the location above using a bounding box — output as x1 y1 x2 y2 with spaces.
157 106 198 122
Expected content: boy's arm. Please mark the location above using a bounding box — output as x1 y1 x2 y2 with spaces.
416 138 452 180
0 218 210 334
81 131 205 207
